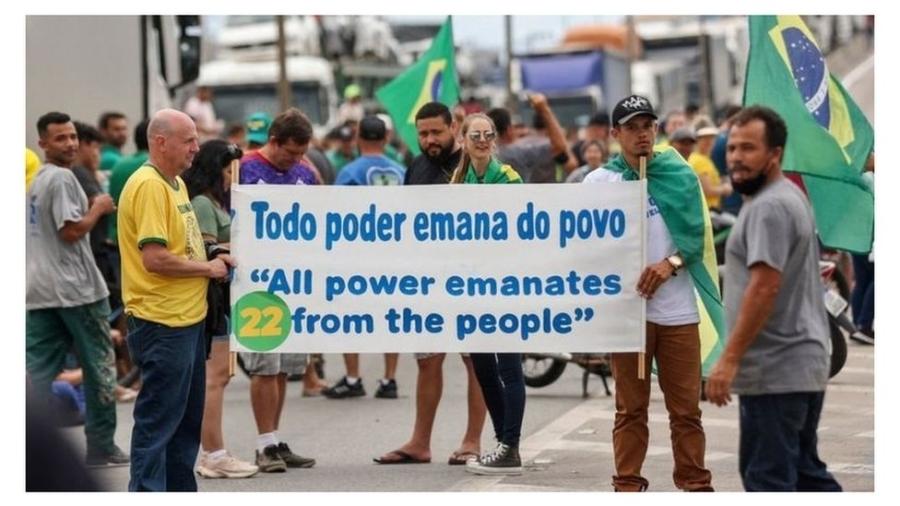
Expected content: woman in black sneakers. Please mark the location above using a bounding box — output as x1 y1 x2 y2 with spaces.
450 113 525 476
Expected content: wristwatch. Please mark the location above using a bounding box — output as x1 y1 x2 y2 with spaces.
665 254 684 276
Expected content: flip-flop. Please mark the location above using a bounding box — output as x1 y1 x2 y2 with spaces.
447 450 479 466
373 450 431 465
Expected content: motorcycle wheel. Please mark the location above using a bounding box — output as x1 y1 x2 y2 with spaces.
521 355 568 388
829 317 848 378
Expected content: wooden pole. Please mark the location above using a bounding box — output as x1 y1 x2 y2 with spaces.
228 157 240 378
638 155 647 380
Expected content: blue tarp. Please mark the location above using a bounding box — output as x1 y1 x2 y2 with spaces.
519 52 604 92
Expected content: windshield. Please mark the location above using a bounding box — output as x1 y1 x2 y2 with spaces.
211 83 329 127
225 16 275 28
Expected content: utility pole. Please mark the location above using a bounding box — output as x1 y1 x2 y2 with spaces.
276 15 292 112
505 15 516 113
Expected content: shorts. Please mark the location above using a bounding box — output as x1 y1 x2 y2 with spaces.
240 352 308 376
414 352 470 360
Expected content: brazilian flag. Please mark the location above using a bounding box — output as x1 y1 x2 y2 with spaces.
744 15 874 254
376 17 459 155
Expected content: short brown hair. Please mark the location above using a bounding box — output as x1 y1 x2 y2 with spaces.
269 108 313 146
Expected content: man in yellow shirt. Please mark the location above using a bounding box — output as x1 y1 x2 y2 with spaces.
118 108 233 491
681 126 732 210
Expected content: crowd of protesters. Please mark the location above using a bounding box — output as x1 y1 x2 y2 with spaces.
25 82 871 492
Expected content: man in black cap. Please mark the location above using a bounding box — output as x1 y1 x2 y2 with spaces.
323 115 405 400
583 95 718 492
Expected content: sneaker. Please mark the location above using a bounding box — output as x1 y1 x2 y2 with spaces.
465 443 522 476
255 444 287 473
86 445 131 468
322 376 365 399
197 451 259 479
375 379 398 399
276 442 316 468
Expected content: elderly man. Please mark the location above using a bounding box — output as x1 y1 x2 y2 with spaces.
118 108 233 491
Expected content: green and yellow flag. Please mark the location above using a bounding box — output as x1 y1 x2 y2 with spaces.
606 148 725 377
744 15 874 254
376 17 459 155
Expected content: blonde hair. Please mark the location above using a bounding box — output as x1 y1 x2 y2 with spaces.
450 113 497 184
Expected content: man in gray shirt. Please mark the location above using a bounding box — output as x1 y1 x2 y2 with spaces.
26 112 128 467
706 106 840 491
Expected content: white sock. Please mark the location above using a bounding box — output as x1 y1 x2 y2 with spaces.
207 449 228 461
257 432 279 453
345 376 360 385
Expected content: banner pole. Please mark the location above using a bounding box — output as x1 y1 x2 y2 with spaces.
229 158 240 378
638 155 647 381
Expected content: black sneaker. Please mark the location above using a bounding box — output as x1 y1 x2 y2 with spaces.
375 379 398 399
322 376 365 399
276 442 316 468
86 445 130 468
465 443 522 475
255 444 287 473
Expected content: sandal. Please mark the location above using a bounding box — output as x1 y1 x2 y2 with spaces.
448 450 479 466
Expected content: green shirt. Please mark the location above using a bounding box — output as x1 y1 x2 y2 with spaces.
328 149 358 174
191 194 231 243
463 157 522 184
99 144 123 173
108 151 149 244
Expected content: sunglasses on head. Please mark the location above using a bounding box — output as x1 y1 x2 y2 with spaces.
467 131 496 142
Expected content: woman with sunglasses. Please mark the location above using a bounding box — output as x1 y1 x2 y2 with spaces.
450 113 526 476
181 140 259 479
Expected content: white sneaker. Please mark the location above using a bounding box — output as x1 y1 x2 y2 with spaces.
196 451 260 479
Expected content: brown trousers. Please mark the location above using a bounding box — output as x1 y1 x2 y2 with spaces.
611 322 713 491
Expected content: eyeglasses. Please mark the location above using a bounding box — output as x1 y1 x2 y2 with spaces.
467 131 496 142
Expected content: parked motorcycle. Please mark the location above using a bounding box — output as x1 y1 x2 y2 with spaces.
521 353 612 398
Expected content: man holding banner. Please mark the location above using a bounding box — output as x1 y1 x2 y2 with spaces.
584 95 722 492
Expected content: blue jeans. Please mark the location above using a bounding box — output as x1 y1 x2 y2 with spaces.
126 316 206 492
470 353 526 448
738 392 841 491
851 253 874 332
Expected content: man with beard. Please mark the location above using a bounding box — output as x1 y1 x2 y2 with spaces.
706 106 841 492
98 111 129 173
373 102 488 465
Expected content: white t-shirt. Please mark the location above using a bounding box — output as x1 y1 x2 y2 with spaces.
582 167 699 326
183 96 221 142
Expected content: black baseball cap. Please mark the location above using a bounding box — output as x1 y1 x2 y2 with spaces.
359 115 387 141
612 95 658 126
589 110 611 127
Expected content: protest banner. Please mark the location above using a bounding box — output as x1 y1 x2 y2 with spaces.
230 183 645 353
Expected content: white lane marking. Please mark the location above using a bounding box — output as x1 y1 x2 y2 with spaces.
546 439 735 462
446 399 614 491
829 463 875 475
840 54 875 89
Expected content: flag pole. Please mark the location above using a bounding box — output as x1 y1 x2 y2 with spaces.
638 155 647 381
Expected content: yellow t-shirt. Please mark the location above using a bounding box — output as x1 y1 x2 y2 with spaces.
688 152 722 209
25 148 40 191
118 165 208 327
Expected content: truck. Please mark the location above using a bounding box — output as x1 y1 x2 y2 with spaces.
512 48 632 128
196 55 339 134
26 15 202 152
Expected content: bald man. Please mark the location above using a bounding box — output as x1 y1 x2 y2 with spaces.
118 109 234 491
